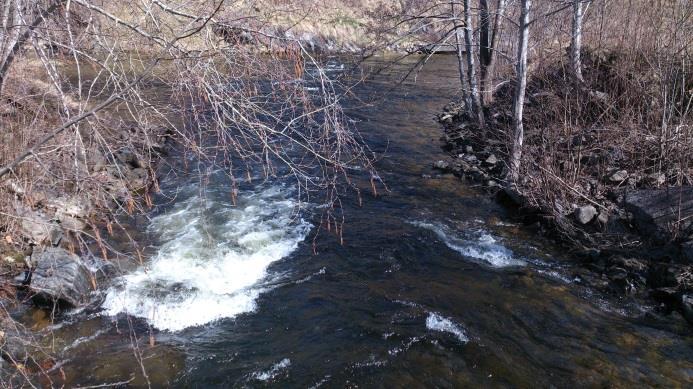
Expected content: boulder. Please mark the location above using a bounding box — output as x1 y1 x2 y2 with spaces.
47 196 92 219
17 207 51 243
574 205 598 225
29 248 93 308
608 170 628 183
485 154 498 165
623 186 693 242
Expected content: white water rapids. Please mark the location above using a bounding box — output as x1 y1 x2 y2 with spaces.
102 185 312 332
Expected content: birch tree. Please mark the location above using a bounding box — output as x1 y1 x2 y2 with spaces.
570 0 590 83
461 0 483 126
509 0 531 183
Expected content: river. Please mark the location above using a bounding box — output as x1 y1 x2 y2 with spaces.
17 55 692 387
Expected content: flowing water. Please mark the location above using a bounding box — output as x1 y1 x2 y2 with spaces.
19 56 693 387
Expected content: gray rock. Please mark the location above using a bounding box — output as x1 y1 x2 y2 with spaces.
29 247 93 308
646 172 666 187
125 167 149 190
465 145 473 153
597 211 609 225
433 160 450 170
115 147 140 168
17 207 51 243
624 186 693 242
58 214 86 233
47 222 63 247
682 295 693 324
463 154 477 163
47 196 92 219
485 154 498 165
608 170 628 183
574 205 598 224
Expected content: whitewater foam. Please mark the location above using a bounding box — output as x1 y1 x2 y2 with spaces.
102 185 311 332
425 312 468 343
410 221 525 267
252 358 291 381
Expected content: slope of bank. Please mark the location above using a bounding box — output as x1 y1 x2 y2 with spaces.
434 50 692 324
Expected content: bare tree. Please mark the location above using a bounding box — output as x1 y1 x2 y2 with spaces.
451 1 472 114
509 0 531 183
0 0 64 95
479 0 507 105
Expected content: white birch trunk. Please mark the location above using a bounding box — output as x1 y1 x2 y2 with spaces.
570 0 586 82
509 0 531 183
463 0 484 127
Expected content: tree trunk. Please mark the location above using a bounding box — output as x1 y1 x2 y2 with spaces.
0 1 63 96
570 0 587 82
509 0 531 183
480 0 507 105
452 2 472 115
462 0 484 127
479 0 491 68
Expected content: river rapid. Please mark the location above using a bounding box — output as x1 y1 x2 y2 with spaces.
17 55 692 387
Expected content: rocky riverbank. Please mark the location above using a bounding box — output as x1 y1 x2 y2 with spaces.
435 103 693 324
0 125 171 378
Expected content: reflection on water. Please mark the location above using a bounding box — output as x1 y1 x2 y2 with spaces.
25 55 692 387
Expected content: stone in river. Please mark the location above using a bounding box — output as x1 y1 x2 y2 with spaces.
29 247 93 308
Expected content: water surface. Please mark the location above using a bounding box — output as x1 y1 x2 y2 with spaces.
27 55 692 388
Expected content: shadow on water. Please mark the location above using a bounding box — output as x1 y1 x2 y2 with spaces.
30 55 692 387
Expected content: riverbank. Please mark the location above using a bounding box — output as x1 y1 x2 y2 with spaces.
434 51 693 324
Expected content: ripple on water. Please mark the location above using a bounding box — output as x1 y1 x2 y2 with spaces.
101 185 312 332
426 312 469 343
251 358 291 381
409 220 525 268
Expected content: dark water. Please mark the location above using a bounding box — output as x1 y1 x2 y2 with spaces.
22 56 692 388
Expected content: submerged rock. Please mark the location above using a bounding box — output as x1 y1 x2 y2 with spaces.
29 247 93 308
574 205 597 225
